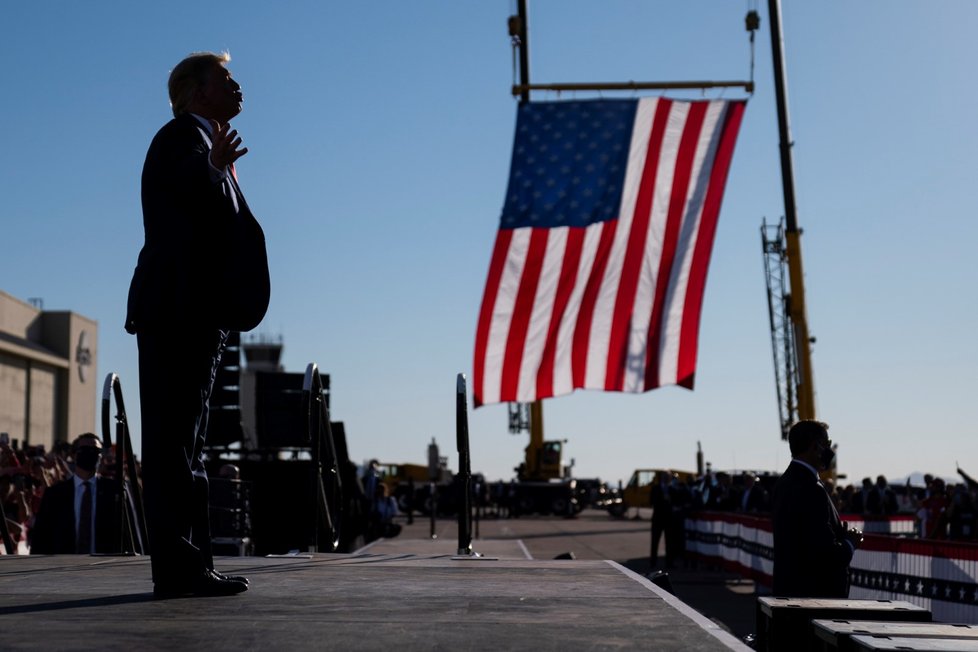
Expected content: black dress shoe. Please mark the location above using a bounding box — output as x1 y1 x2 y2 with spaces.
212 569 250 586
154 569 248 598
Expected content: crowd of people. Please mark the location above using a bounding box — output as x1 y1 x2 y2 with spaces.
631 466 978 570
649 467 978 543
0 435 134 555
1 438 73 553
812 471 978 541
7 430 978 556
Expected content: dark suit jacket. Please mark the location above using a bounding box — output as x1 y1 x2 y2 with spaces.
738 485 769 513
772 460 853 598
30 478 122 554
126 112 270 334
650 482 672 523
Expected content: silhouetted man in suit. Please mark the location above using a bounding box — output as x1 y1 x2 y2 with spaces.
650 472 675 569
773 420 863 598
874 475 898 516
737 473 768 514
125 51 270 598
30 434 121 554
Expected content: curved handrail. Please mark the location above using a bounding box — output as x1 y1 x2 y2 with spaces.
456 373 473 556
302 363 342 552
101 373 148 555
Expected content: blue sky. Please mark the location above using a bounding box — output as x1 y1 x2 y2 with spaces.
1 2 976 487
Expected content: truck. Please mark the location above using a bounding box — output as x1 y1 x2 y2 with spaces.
371 437 498 516
373 454 454 514
506 401 578 516
606 468 696 518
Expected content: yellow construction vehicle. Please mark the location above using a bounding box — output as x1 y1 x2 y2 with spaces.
507 401 577 515
376 462 429 489
607 469 696 518
512 402 564 482
374 460 453 512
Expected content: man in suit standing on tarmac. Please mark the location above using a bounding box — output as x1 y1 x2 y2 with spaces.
773 420 863 597
31 434 121 554
125 51 270 598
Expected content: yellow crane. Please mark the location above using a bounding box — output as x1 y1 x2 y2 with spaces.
760 0 834 481
508 401 563 481
761 0 816 438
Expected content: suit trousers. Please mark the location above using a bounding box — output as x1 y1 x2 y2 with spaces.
137 326 228 583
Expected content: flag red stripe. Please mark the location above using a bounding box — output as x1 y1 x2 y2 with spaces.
536 227 585 398
472 229 513 406
604 99 672 391
644 102 708 390
500 228 550 401
571 220 619 388
675 102 746 388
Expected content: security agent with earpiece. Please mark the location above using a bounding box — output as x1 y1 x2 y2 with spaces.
772 420 863 598
30 434 121 555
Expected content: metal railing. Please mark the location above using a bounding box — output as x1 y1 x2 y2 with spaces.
302 363 342 553
100 373 148 554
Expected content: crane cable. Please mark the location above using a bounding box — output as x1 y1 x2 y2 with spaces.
746 0 761 94
508 1 522 93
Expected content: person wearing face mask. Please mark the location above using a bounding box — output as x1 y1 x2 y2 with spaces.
29 434 121 555
772 420 863 598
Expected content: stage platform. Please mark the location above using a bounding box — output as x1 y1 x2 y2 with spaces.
1 540 748 650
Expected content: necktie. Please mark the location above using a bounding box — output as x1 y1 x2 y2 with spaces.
226 162 241 214
77 480 92 554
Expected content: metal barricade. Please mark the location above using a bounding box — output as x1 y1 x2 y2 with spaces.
686 512 978 623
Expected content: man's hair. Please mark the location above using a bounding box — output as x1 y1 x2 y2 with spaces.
71 432 102 453
168 51 230 117
787 419 829 457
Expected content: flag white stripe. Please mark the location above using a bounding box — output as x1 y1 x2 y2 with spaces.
582 98 659 389
516 228 567 402
657 101 727 385
481 228 531 405
551 225 602 397
627 101 688 389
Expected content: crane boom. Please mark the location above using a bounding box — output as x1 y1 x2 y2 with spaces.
761 219 795 439
765 0 817 437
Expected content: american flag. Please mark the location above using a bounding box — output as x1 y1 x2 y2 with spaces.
473 97 746 407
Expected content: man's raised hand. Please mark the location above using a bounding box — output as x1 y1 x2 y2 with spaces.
209 120 248 171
